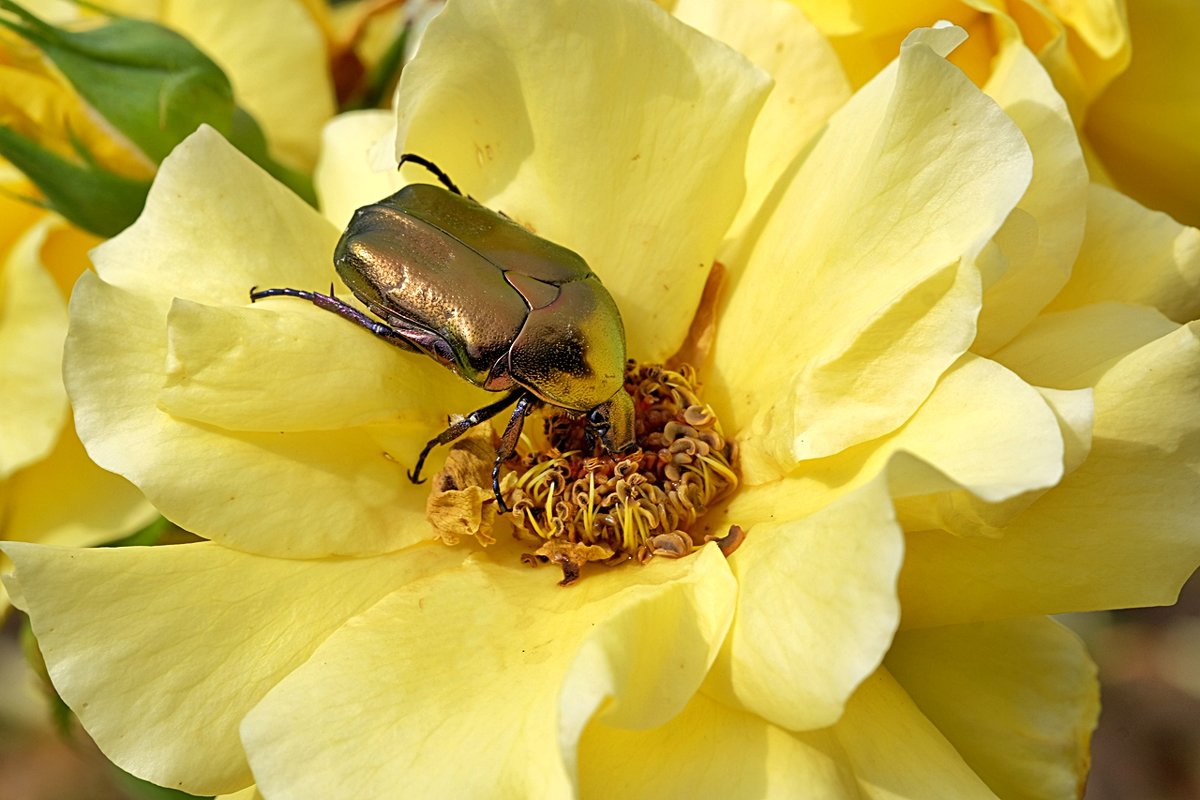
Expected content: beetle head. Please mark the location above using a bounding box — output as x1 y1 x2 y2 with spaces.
587 390 636 455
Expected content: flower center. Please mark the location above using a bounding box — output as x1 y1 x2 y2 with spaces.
504 361 741 584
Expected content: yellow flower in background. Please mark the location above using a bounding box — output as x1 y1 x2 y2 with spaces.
0 167 155 609
0 0 337 609
4 0 1200 797
1084 0 1200 228
777 0 1200 228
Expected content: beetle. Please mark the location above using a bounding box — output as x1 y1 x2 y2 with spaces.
250 154 636 512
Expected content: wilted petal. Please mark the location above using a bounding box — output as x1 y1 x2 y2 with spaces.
242 547 736 798
973 39 1087 353
1046 185 1200 324
714 26 1030 471
901 322 1200 626
391 0 771 361
2 540 466 795
888 617 1098 800
706 476 902 731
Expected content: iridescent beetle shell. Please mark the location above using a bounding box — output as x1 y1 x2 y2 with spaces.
336 183 630 426
251 157 635 510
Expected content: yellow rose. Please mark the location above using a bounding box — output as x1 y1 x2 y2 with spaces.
5 0 1199 797
773 0 1200 228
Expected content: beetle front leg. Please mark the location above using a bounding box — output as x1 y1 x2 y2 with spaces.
249 286 418 351
493 394 537 513
408 390 526 488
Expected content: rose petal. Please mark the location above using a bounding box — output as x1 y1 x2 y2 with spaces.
900 322 1200 626
90 127 336 300
2 540 467 795
713 26 1031 470
216 788 261 800
896 384 1094 536
314 110 402 230
241 547 736 798
715 350 1068 543
992 302 1179 390
391 0 771 361
888 617 1098 800
1046 185 1200 324
705 476 902 731
579 692 859 797
973 40 1087 353
831 668 1000 797
674 0 852 235
732 262 981 483
161 299 484 432
882 353 1065 499
582 670 1001 798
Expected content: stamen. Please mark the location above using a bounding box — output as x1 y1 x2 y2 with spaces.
505 361 739 583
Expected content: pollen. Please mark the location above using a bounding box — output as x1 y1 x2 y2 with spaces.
504 361 739 584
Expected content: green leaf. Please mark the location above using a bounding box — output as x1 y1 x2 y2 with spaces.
0 1 234 163
0 1 316 206
0 125 149 236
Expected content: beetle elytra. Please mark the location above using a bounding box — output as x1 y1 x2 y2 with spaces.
251 154 636 512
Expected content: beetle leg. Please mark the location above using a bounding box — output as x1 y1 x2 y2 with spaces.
397 153 464 197
493 394 537 513
249 286 419 352
409 390 525 486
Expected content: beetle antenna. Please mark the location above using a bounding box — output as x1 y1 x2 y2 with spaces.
398 153 464 196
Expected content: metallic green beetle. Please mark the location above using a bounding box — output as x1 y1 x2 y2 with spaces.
251 155 636 512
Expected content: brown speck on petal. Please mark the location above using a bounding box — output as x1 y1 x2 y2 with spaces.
425 425 498 547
